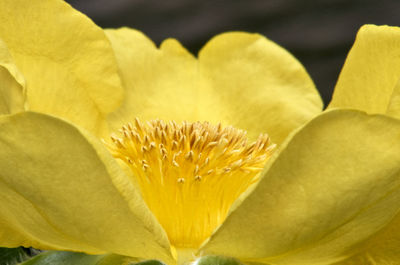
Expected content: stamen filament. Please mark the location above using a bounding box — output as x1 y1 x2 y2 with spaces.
106 119 276 248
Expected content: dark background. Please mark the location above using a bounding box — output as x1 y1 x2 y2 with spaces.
66 0 400 106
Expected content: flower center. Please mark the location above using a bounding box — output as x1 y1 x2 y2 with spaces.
106 118 276 248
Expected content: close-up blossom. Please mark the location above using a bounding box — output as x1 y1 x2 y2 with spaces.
1 0 400 265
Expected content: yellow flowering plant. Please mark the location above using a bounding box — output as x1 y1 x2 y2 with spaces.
1 0 400 265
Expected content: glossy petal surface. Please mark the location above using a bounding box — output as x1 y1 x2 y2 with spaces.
106 28 322 143
329 25 400 117
0 38 25 114
0 0 124 137
201 109 400 265
0 112 173 263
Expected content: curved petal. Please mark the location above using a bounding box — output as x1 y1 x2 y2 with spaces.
198 32 323 143
332 212 400 264
328 25 400 117
0 38 26 114
106 28 322 143
0 112 173 263
201 109 400 265
386 78 400 119
105 28 203 132
0 0 124 137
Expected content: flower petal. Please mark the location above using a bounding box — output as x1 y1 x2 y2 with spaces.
198 32 323 143
0 112 173 263
105 28 203 132
0 0 124 137
201 109 400 265
106 29 322 143
328 25 400 117
0 38 26 114
332 212 400 264
386 78 400 119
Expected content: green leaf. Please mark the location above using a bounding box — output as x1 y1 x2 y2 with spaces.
134 260 165 265
20 251 140 265
196 256 243 265
0 247 31 265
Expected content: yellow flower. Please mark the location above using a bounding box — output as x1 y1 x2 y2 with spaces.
1 0 400 265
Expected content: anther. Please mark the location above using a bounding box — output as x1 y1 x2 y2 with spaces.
172 140 179 150
142 164 149 171
110 134 118 142
144 135 150 145
223 167 232 173
230 159 243 169
156 127 162 139
173 151 182 161
161 131 168 144
135 117 143 131
185 150 194 161
149 142 156 150
177 178 185 184
127 122 133 130
114 138 125 149
134 133 141 143
206 141 218 148
194 165 199 175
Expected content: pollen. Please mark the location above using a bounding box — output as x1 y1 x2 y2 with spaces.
106 118 276 248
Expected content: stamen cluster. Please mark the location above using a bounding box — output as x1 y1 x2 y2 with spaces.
107 118 276 248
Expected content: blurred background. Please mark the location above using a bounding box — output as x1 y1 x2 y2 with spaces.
66 0 400 105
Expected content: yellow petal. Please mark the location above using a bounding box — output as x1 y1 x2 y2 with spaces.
201 109 400 265
332 213 400 264
329 25 400 117
0 0 124 137
386 78 400 119
198 32 323 143
0 38 26 114
105 28 202 132
106 28 322 143
0 112 173 263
